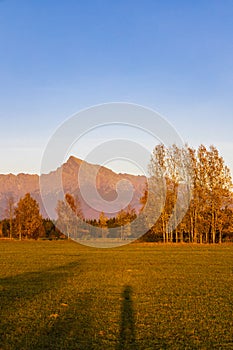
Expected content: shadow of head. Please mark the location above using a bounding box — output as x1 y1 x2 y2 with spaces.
123 285 133 300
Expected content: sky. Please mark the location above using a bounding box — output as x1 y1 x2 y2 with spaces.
0 0 233 176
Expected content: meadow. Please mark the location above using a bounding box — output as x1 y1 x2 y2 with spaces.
1 241 233 350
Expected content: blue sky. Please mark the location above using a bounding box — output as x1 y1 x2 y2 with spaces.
0 0 233 175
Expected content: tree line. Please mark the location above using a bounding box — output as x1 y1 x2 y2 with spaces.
0 193 137 240
0 144 233 243
56 193 138 240
144 144 233 243
0 193 60 240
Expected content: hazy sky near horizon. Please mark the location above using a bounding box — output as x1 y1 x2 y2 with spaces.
0 0 233 175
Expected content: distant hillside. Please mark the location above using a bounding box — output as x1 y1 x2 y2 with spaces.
0 156 147 219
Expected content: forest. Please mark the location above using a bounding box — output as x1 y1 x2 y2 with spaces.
1 145 233 243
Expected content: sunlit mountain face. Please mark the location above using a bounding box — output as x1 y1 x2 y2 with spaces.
0 156 147 220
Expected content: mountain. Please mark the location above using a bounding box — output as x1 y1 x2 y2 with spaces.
0 156 147 219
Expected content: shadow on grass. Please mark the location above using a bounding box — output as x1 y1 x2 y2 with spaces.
0 261 83 348
34 285 137 350
31 292 94 350
0 261 81 311
117 285 137 350
1 270 137 349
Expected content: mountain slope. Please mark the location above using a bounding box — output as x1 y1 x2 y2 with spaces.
0 156 147 219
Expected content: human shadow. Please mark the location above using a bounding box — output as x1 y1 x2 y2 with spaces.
117 285 137 350
1 271 138 349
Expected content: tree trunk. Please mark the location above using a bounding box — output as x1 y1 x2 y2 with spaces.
219 229 222 244
162 219 166 243
189 231 191 243
199 232 203 244
180 230 183 243
211 209 215 243
19 225 22 241
9 217 13 239
165 227 168 243
190 215 193 243
193 209 197 243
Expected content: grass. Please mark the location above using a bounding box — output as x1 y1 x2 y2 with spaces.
0 241 233 349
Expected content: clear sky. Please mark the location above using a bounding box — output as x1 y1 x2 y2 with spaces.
0 0 233 175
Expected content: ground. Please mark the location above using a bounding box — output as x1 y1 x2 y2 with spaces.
1 241 233 349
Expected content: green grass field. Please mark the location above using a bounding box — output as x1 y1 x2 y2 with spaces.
1 241 233 350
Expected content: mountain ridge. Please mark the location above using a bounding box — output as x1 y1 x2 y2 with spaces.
0 156 147 219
